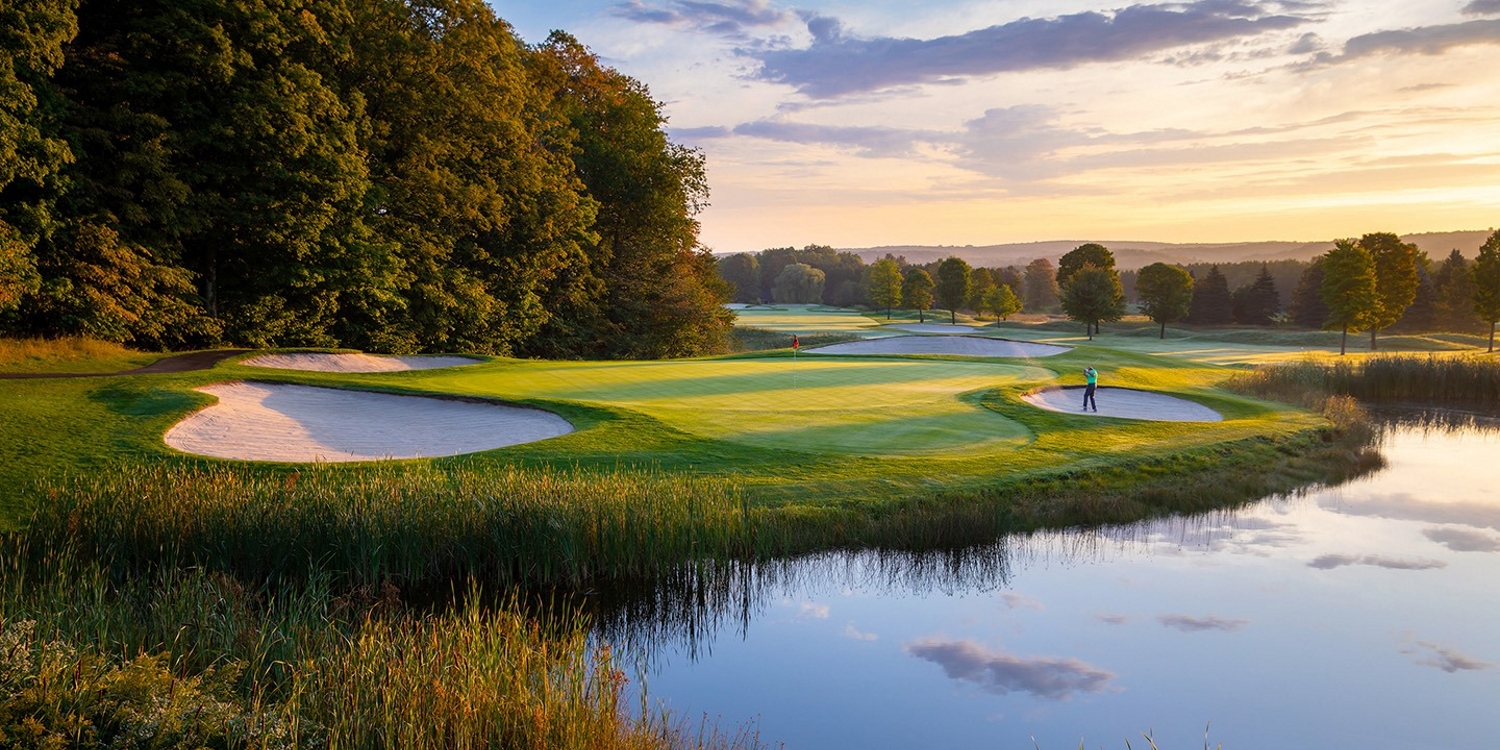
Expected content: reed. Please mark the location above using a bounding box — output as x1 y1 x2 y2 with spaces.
1227 354 1500 406
26 464 758 589
0 553 762 749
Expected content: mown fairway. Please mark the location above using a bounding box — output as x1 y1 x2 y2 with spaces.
729 305 888 334
421 357 1047 455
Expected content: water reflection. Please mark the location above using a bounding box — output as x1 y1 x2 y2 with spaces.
590 412 1500 749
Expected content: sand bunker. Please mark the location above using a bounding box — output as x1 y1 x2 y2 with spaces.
811 335 1069 358
165 382 572 462
242 352 483 373
1023 386 1222 422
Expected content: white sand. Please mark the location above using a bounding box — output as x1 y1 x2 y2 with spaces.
165 382 572 462
242 352 483 373
889 323 986 334
1023 386 1223 422
810 335 1070 358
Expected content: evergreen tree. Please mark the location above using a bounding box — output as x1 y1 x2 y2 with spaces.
935 256 972 324
1186 266 1234 324
867 257 903 319
1361 232 1419 350
1059 265 1124 340
1289 258 1330 329
1320 239 1378 356
1232 265 1280 325
902 268 934 323
1432 249 1482 333
1136 262 1194 338
1473 231 1500 352
1392 259 1438 333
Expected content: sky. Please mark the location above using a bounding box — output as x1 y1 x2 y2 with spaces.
494 0 1500 254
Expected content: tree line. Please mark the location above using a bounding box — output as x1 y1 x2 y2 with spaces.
718 232 1500 351
0 0 731 358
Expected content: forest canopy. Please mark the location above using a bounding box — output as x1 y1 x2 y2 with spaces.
0 0 731 358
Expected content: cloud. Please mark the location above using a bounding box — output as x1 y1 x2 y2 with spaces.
1403 639 1496 673
1001 592 1045 611
1321 494 1500 531
1308 554 1447 570
906 638 1117 700
1422 527 1500 553
1463 0 1500 17
1096 613 1131 625
728 120 945 158
1158 614 1250 632
843 623 878 641
613 0 792 37
1306 19 1500 66
750 1 1318 97
796 601 830 618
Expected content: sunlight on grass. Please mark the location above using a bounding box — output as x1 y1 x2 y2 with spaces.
731 304 887 334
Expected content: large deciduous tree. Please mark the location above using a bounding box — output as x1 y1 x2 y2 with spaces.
1056 243 1113 288
1361 232 1419 350
1136 262 1194 338
1022 258 1058 312
773 262 824 304
902 267 934 323
982 284 1021 321
716 253 761 304
867 257 903 319
1059 265 1124 340
1320 239 1378 356
935 256 972 325
1473 230 1500 352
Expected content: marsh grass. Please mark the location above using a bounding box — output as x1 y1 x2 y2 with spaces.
0 550 764 750
1228 354 1500 406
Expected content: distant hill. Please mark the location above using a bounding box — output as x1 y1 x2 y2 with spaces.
843 230 1494 270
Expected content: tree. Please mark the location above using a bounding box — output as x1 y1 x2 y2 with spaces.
1320 239 1378 356
982 284 1022 321
0 0 76 314
1136 263 1194 338
1432 249 1482 333
867 257 903 319
1186 266 1234 324
1022 258 1059 312
1392 258 1437 333
1232 265 1280 326
1059 265 1124 340
1289 258 1330 329
773 262 825 304
967 267 995 311
1473 230 1500 352
902 268 934 323
716 253 761 303
935 256 972 324
1361 232 1419 350
1056 243 1114 288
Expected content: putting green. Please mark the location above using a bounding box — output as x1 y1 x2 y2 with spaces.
425 357 1049 455
731 304 887 335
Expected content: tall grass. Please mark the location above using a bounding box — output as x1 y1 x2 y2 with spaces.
729 327 861 352
27 464 757 589
0 336 145 372
0 552 763 749
1227 354 1500 406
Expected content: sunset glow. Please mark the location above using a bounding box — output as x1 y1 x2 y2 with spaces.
498 0 1500 252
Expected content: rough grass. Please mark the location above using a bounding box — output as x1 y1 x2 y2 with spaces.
729 327 862 352
0 336 155 373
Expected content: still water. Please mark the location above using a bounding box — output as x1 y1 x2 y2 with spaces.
615 414 1500 748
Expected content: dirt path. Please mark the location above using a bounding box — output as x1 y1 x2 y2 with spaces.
0 349 249 380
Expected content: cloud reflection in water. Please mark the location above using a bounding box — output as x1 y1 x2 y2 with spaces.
905 639 1117 700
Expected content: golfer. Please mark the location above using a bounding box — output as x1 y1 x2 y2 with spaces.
1082 366 1098 412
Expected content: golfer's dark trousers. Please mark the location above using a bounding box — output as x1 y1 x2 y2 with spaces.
1083 384 1097 410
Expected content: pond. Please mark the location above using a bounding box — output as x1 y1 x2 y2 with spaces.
608 413 1500 748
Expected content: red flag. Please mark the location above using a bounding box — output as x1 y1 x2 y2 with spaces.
792 334 800 350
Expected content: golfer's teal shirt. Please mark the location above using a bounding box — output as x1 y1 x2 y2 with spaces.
1085 369 1097 385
